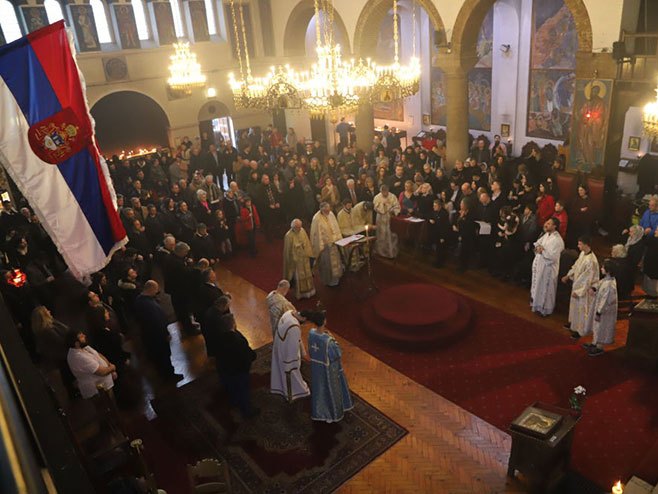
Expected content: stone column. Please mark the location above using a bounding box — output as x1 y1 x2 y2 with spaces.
445 66 470 170
355 104 375 151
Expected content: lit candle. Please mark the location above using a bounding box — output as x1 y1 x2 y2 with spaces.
365 224 369 238
612 481 623 494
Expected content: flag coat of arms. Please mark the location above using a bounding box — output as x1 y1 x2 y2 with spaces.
0 21 126 277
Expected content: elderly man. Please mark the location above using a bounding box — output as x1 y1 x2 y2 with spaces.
373 185 401 259
271 309 310 403
337 199 363 272
134 281 183 381
201 174 222 208
266 280 296 335
283 219 316 299
344 178 362 207
310 202 344 287
531 217 565 317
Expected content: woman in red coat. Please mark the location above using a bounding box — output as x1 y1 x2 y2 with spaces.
536 182 556 227
240 197 261 256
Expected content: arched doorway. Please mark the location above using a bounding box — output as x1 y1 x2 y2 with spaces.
197 100 235 148
90 91 170 156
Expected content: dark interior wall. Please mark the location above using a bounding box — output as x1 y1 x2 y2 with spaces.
90 91 170 156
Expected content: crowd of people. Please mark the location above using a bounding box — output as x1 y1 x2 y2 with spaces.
1 120 657 404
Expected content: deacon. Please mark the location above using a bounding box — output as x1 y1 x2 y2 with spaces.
305 309 353 423
282 219 316 299
582 260 618 357
561 236 599 339
265 280 296 335
373 185 401 259
271 309 310 403
530 217 565 317
310 203 344 287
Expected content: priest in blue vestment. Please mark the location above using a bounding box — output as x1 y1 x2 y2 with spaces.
303 310 353 423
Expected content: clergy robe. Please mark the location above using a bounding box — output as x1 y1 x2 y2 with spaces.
337 207 363 272
265 290 295 335
310 210 344 286
530 231 564 315
373 192 401 259
566 250 600 336
308 328 353 423
588 277 618 346
351 201 372 229
271 310 310 402
282 227 316 299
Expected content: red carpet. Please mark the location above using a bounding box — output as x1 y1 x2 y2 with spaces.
222 233 658 489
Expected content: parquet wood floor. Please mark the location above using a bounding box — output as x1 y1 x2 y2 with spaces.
210 266 529 493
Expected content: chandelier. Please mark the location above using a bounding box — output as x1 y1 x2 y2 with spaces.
167 42 206 94
227 0 420 117
643 81 658 138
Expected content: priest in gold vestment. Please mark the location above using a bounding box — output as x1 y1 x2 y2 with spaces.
310 203 344 286
283 219 316 299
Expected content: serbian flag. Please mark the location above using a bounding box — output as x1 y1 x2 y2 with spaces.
0 21 126 277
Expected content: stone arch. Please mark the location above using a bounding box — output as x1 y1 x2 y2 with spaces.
353 0 446 58
198 100 231 121
90 90 170 155
283 0 351 57
451 0 592 59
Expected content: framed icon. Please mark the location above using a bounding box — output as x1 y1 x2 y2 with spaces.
628 136 641 152
422 114 431 126
500 123 510 138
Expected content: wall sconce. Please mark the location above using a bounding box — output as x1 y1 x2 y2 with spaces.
206 87 216 98
500 44 511 53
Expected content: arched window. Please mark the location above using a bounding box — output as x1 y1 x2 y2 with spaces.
90 0 112 44
204 0 216 36
44 0 64 24
131 0 150 40
0 0 22 42
170 0 185 38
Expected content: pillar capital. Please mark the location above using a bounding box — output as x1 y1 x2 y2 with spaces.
433 52 478 76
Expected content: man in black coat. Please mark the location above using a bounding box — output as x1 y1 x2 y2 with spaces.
163 242 199 336
205 312 258 419
134 281 183 381
475 191 498 268
205 144 221 178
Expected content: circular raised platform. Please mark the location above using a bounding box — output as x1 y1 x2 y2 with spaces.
372 283 459 326
362 283 472 350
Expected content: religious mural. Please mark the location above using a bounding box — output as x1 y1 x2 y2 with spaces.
568 79 613 172
113 4 140 50
153 2 177 45
188 1 209 42
468 69 492 131
21 6 49 34
225 3 255 61
527 70 575 140
474 7 494 68
71 5 100 52
527 0 577 140
468 6 493 131
374 100 404 122
376 10 400 64
430 67 446 126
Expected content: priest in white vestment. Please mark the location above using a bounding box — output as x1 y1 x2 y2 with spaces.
530 217 565 316
265 280 296 335
561 236 599 338
582 260 618 357
271 310 310 402
310 202 344 286
373 185 401 259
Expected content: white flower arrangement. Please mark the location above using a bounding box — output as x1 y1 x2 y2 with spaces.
574 386 586 396
570 385 587 412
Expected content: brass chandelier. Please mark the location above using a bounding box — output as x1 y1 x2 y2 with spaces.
643 81 658 138
227 0 421 117
167 42 206 94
